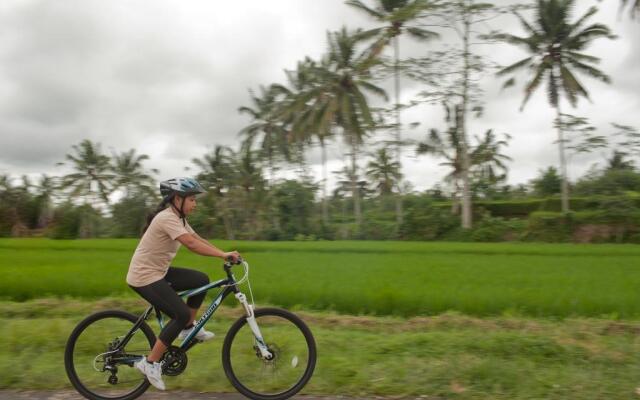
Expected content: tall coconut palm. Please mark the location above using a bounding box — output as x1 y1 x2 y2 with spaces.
238 86 290 185
492 0 614 213
239 85 294 232
59 140 114 207
273 58 336 225
292 27 388 227
366 147 402 196
112 149 158 198
346 0 437 228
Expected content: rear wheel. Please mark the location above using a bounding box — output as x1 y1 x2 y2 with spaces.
222 308 316 400
64 310 156 400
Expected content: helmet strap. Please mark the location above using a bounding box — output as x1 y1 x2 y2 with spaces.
170 195 187 226
179 196 186 226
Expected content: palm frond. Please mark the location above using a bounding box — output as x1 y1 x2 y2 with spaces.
496 56 533 76
520 61 549 110
405 27 439 41
345 0 385 19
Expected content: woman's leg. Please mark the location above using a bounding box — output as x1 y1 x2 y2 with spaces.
130 280 192 362
163 267 210 325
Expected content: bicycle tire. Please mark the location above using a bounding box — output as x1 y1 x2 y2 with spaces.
222 307 317 400
65 310 156 400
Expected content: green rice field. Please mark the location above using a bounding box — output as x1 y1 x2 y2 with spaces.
1 239 639 318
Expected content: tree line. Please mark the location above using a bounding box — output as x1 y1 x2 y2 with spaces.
1 0 639 241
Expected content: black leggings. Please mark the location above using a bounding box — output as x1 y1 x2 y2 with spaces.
129 267 209 345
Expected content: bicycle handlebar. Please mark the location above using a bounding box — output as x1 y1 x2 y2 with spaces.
224 255 244 266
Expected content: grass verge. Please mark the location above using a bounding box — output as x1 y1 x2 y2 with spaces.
2 298 640 399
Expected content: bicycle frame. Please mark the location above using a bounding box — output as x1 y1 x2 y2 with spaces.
114 262 270 365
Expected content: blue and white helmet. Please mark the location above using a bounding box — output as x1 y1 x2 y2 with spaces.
160 177 205 198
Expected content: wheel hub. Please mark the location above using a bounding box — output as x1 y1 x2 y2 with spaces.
255 343 279 364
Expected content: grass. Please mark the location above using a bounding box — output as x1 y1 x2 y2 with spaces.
2 298 640 399
1 239 640 318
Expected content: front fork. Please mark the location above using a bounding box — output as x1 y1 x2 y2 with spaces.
235 292 273 360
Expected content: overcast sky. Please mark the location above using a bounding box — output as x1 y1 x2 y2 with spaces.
0 0 638 195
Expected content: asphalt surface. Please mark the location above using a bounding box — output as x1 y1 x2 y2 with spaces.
0 391 395 400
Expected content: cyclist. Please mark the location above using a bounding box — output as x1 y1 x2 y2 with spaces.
126 177 240 390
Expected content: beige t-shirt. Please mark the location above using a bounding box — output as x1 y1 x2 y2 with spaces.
126 208 195 287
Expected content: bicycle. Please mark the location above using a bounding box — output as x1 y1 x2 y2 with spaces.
64 257 317 400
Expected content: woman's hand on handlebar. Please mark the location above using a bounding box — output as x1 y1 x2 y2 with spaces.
223 251 241 264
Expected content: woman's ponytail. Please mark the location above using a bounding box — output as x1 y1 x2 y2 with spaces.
142 195 173 235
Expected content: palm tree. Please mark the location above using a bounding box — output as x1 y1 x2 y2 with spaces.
239 85 294 233
471 130 512 181
112 149 158 198
417 103 511 212
469 130 512 199
35 174 57 228
492 0 614 213
234 147 266 239
292 28 388 228
346 0 437 228
192 146 235 195
417 103 465 213
192 146 236 239
273 58 335 226
59 140 114 207
366 147 402 196
238 86 290 185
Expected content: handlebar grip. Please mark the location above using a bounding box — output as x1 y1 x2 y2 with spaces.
225 255 243 265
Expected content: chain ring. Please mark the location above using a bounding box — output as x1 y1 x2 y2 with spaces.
161 346 188 376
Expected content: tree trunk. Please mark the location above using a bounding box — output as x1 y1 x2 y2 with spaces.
219 195 235 240
555 106 570 213
393 36 404 233
459 10 473 229
269 158 281 231
451 177 461 215
321 141 329 226
349 138 362 228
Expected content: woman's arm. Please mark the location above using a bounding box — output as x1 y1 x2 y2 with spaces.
193 232 213 247
176 233 238 260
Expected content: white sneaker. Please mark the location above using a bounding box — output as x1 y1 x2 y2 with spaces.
134 356 165 390
178 326 215 342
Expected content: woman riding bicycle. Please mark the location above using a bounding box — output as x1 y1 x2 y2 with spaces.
126 177 240 390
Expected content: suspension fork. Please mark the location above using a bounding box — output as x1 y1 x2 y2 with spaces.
235 292 273 359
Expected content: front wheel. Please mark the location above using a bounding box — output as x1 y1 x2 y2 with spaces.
222 308 316 400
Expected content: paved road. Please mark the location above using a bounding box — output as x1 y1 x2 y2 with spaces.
0 391 404 400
